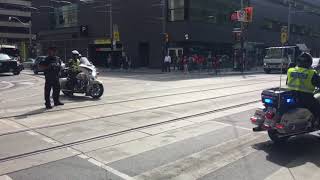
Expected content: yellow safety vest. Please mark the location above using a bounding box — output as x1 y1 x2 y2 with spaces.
287 67 316 93
69 58 80 71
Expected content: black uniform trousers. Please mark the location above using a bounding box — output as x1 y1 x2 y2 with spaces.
45 75 61 105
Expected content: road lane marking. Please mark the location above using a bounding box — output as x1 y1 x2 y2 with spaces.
17 82 34 85
41 137 60 145
101 165 135 180
26 131 40 136
87 121 229 164
87 158 135 180
0 81 14 90
0 175 12 180
134 133 267 180
78 154 90 159
265 153 320 180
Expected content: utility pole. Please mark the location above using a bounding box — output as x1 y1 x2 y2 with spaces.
240 0 245 72
29 20 32 57
161 0 167 71
110 0 113 40
287 0 292 43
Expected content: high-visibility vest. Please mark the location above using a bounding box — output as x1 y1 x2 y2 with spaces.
287 67 316 93
69 58 80 71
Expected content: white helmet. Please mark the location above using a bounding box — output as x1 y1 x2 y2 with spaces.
72 50 80 55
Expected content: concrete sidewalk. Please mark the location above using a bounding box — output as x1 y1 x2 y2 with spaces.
97 67 264 76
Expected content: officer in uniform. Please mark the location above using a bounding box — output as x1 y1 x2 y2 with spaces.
67 50 81 89
41 47 64 109
287 52 320 121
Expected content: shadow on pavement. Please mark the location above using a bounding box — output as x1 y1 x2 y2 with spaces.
0 73 13 77
252 134 320 168
60 94 100 102
14 108 47 120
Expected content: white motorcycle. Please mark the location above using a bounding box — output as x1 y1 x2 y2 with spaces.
60 59 104 99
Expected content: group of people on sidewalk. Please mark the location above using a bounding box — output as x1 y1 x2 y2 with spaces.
163 53 227 74
105 53 132 71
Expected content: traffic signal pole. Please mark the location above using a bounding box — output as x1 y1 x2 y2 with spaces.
161 0 167 71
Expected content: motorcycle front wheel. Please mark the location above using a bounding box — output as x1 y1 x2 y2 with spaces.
268 130 289 144
90 84 104 99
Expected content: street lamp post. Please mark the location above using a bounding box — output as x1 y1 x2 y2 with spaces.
8 16 32 57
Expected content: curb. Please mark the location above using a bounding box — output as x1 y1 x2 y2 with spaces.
98 69 264 76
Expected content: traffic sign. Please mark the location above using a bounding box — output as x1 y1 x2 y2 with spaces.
237 10 246 22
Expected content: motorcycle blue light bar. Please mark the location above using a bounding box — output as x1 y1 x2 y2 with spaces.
286 98 295 104
264 98 273 104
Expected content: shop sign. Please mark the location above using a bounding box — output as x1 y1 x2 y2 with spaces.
94 39 111 45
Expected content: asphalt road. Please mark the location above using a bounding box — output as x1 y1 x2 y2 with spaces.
0 70 319 180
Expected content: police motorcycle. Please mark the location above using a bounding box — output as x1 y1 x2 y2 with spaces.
60 57 104 99
251 55 320 144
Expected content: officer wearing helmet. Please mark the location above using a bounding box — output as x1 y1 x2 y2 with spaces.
287 52 320 121
67 50 81 89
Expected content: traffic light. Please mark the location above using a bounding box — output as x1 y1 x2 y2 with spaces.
245 7 253 22
80 25 89 37
165 33 169 43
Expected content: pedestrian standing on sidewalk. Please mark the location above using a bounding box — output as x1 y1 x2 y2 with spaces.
207 53 213 72
213 55 220 75
198 55 204 73
107 54 112 69
164 54 171 72
183 55 189 74
40 47 64 109
172 54 178 71
188 55 194 72
178 55 183 71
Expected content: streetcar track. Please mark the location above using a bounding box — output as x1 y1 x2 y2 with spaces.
0 79 278 119
0 75 277 102
0 89 264 138
0 100 260 164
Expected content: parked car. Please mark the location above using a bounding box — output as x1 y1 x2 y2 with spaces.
0 53 23 75
22 58 35 69
32 56 65 74
32 56 46 74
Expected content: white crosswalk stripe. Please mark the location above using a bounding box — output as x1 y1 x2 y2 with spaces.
265 154 320 180
134 133 267 180
87 121 230 164
0 175 12 180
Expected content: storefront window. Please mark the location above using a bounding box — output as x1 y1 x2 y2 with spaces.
189 0 238 24
53 4 78 28
168 0 185 21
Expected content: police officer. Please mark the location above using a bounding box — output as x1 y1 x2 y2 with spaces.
287 52 320 121
67 50 81 89
42 47 64 109
68 50 81 69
